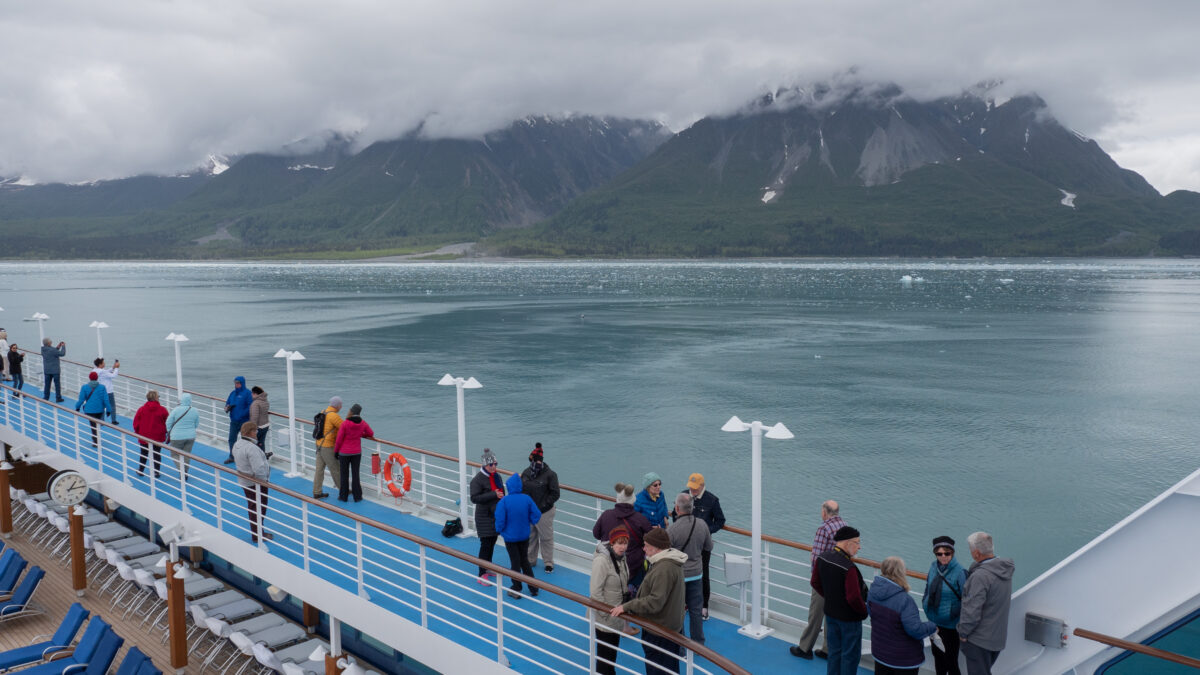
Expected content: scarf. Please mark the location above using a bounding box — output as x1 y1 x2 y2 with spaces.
923 561 962 619
487 470 505 496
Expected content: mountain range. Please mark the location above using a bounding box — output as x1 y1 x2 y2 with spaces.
1 85 1197 258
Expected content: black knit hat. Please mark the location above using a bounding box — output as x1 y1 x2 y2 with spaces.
833 525 860 542
932 535 955 551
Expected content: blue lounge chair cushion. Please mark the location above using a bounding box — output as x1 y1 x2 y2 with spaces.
0 602 89 669
0 566 44 616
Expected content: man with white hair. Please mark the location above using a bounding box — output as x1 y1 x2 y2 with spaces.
959 531 1015 674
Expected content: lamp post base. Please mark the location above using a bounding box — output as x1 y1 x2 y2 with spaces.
737 623 775 640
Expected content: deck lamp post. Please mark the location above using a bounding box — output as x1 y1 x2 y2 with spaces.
273 349 306 477
31 312 49 344
722 415 794 639
164 333 188 399
438 373 482 535
89 321 109 358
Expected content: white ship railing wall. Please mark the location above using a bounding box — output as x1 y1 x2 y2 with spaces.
992 466 1200 675
0 382 748 675
28 351 931 640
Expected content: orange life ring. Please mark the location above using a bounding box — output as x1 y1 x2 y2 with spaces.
383 453 412 498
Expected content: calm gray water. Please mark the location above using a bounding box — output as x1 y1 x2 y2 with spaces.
3 259 1198 585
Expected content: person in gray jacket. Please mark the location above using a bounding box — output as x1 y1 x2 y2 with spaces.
958 531 1015 675
667 492 713 644
40 338 66 401
233 421 273 543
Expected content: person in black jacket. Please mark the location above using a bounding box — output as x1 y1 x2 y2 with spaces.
811 526 868 675
520 443 561 572
469 449 505 583
7 344 24 398
673 472 726 619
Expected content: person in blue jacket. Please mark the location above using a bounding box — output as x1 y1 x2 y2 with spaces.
165 393 201 481
634 472 669 528
223 376 253 463
869 556 938 674
75 372 112 446
494 473 542 598
922 536 968 675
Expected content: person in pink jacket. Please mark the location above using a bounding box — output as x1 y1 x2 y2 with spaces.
133 390 169 477
334 403 374 502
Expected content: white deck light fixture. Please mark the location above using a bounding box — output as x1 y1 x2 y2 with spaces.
164 333 189 398
438 373 482 535
31 313 49 344
89 321 110 358
722 415 793 639
273 349 306 477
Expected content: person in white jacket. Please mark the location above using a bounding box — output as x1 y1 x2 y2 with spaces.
590 525 636 675
232 421 272 543
91 357 120 423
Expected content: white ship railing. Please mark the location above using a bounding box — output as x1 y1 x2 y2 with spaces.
0 382 749 675
27 351 931 640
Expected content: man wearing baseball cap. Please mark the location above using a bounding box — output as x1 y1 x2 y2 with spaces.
674 472 725 620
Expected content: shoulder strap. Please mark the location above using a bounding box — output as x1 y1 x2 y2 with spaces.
166 407 191 435
939 568 962 600
680 516 698 551
82 384 98 405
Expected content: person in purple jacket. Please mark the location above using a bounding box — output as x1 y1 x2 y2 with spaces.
494 473 541 599
593 482 654 591
868 556 938 674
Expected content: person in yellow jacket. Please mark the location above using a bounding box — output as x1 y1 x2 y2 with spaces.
313 396 344 498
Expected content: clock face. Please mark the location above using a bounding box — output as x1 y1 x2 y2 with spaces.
48 470 89 507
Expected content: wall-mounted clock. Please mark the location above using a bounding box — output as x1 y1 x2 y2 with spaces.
47 469 89 507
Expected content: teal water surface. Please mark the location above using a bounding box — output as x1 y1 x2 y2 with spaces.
2 259 1198 587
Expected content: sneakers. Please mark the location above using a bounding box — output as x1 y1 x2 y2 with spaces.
530 588 539 597
477 574 495 586
815 649 828 660
789 646 813 659
223 457 235 464
507 590 522 600
544 564 554 573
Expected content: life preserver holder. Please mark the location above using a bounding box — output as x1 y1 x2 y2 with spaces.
383 452 412 498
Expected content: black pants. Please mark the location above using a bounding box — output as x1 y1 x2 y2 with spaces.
43 373 61 400
477 535 497 576
962 641 999 675
701 548 712 608
138 443 162 476
338 454 362 501
85 411 104 445
875 663 919 675
932 626 962 675
255 426 269 450
504 540 534 591
595 628 621 675
641 632 682 674
242 485 270 541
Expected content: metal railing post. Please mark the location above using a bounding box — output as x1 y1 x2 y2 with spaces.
761 541 772 625
587 611 597 674
215 471 224 531
418 453 427 512
495 579 505 663
355 521 365 595
302 502 311 574
418 545 428 629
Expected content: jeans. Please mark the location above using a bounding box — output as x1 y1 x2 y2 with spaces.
962 641 999 675
107 393 117 421
338 453 362 501
825 616 863 675
595 628 622 675
11 373 23 395
227 418 247 454
85 411 104 446
932 626 962 675
684 578 705 644
43 372 61 400
641 632 682 674
504 539 534 591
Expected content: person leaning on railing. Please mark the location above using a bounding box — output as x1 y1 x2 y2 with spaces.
312 396 344 499
610 527 688 675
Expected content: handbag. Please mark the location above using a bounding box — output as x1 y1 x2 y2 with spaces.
442 517 464 537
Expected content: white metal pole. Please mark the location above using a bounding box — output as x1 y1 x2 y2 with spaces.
173 341 184 397
456 381 469 530
285 356 299 477
749 421 766 635
95 327 104 358
35 316 46 344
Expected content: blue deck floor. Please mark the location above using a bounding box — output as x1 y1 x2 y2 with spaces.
2 384 869 674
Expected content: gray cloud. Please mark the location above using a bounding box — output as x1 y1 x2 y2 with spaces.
1 0 1197 193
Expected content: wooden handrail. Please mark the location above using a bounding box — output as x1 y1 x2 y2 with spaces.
1 383 748 675
27 352 929 581
1073 627 1200 669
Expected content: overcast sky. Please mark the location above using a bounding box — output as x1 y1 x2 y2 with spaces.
2 1 1197 193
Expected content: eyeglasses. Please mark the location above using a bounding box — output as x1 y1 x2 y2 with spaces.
935 551 953 557
650 482 661 487
486 462 497 467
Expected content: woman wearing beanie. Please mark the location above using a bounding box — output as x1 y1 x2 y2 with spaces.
593 483 654 590
590 525 636 675
922 536 967 675
334 403 374 502
469 449 505 583
75 371 112 446
869 557 938 674
634 472 669 528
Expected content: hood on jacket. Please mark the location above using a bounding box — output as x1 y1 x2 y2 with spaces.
505 473 523 495
179 393 192 407
648 548 689 566
253 391 268 401
971 557 1016 582
869 575 908 603
345 415 362 424
234 376 246 387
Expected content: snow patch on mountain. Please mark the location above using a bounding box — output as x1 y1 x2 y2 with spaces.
1059 189 1076 208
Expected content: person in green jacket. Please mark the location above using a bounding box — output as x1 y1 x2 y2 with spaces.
610 527 688 674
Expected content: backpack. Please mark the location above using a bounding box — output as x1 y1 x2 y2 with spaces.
312 411 327 440
441 517 463 538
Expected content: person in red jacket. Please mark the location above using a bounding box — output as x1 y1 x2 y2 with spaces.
334 403 375 502
133 390 169 477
